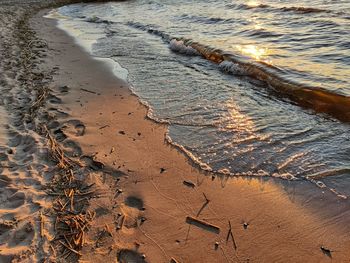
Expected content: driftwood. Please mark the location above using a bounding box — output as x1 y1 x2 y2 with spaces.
186 216 220 234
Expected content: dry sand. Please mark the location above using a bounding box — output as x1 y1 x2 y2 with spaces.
1 1 350 262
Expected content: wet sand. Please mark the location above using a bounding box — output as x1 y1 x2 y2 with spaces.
0 1 350 262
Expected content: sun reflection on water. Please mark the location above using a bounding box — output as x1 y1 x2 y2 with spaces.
224 100 255 133
235 44 271 63
247 0 260 8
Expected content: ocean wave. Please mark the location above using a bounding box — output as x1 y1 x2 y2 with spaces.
281 6 328 14
227 3 330 15
85 16 112 24
178 14 228 24
127 21 171 41
242 28 283 38
126 22 350 122
227 3 271 10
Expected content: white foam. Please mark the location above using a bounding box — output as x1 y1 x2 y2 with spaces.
169 39 199 56
45 9 129 81
219 60 247 75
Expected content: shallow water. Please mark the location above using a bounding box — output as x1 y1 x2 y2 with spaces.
52 0 350 198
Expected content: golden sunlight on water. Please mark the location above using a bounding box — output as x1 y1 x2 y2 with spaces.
225 100 255 133
247 0 260 8
235 44 271 63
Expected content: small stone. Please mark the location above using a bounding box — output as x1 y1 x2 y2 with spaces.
141 254 146 259
243 222 249 229
214 242 219 249
117 189 123 193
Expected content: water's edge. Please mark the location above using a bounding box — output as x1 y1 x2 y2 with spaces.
45 9 349 201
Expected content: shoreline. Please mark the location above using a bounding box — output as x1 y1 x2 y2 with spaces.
0 1 349 262
33 7 350 262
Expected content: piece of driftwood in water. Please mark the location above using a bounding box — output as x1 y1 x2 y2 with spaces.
186 216 220 234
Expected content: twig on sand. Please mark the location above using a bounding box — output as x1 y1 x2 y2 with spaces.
170 257 179 263
186 216 220 234
40 211 44 238
99 125 110 130
44 125 80 169
80 88 97 94
203 193 210 202
196 192 210 216
59 240 82 256
226 220 237 250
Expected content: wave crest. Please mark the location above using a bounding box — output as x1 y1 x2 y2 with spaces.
169 39 199 56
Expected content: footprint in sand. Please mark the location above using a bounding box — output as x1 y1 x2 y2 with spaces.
0 189 25 209
117 196 146 233
48 107 69 118
0 174 11 187
117 249 147 263
47 94 62 104
62 139 82 157
62 119 86 137
58 85 69 94
8 221 34 247
53 128 67 142
124 196 144 211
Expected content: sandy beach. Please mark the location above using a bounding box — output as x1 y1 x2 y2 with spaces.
0 1 350 262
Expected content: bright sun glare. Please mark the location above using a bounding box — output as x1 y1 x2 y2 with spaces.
235 44 269 62
247 1 260 7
